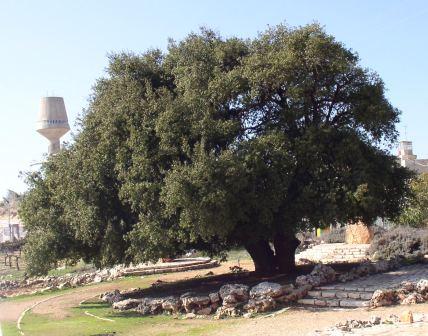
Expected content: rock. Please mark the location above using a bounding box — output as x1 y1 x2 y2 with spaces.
345 222 373 244
281 284 295 294
135 302 151 315
214 306 241 319
182 295 211 313
310 264 336 283
58 281 71 290
295 264 336 288
196 306 212 315
250 282 283 299
277 284 311 303
355 262 374 276
120 288 143 298
219 284 249 307
100 289 122 304
244 296 276 313
416 279 428 295
209 292 220 303
400 281 416 292
370 289 397 307
219 284 249 301
243 312 255 318
93 275 103 283
40 286 54 293
112 298 143 310
161 296 181 313
184 312 196 319
180 292 196 299
148 298 164 314
370 316 381 325
295 275 311 287
400 310 414 323
401 293 425 305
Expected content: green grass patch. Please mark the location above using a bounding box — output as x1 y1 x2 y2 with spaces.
226 248 250 262
1 321 21 336
2 275 151 303
12 301 230 336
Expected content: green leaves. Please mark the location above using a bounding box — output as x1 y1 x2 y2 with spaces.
20 24 411 275
398 173 428 227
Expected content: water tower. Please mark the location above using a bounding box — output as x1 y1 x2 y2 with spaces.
36 97 70 155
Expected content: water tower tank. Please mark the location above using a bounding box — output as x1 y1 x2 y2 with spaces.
36 97 70 155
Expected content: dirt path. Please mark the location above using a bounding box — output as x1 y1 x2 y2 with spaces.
2 261 427 336
208 304 428 336
0 260 253 322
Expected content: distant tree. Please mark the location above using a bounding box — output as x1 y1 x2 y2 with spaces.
398 173 428 227
20 24 412 275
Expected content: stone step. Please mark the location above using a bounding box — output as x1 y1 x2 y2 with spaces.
297 297 371 308
307 290 373 300
298 283 374 308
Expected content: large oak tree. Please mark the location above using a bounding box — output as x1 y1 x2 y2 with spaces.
20 24 411 275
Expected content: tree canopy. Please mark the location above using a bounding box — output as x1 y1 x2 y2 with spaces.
398 173 428 227
20 24 412 275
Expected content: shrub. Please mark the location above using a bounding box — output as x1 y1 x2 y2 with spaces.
369 227 428 261
322 226 346 243
398 173 428 227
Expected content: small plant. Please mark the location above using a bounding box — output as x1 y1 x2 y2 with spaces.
322 226 346 243
369 226 428 261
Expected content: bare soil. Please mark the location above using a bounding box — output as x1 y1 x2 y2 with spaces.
208 304 428 336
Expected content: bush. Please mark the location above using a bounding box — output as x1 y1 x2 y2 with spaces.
369 227 428 261
322 226 346 243
0 239 25 253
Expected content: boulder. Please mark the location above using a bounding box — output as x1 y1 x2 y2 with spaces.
113 298 143 310
416 279 428 295
370 316 381 325
93 275 103 283
135 302 151 315
310 264 336 283
345 223 373 244
400 281 416 293
209 292 220 303
370 289 397 307
401 293 425 305
196 306 212 315
58 281 71 290
244 296 276 313
184 312 196 319
249 282 283 299
278 285 311 302
219 284 249 307
148 298 164 314
214 306 241 319
181 295 211 313
100 289 122 304
161 296 181 313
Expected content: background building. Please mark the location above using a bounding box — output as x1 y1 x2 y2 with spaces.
398 141 428 174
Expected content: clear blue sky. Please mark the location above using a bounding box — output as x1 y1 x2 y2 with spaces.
1 0 427 195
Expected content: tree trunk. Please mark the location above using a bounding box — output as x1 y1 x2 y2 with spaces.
273 232 300 274
244 240 276 274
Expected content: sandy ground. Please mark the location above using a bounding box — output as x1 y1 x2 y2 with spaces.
1 260 427 336
208 304 428 336
0 260 254 321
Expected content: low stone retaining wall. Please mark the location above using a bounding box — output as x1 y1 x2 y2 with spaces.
295 243 370 264
122 258 219 276
0 257 219 298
